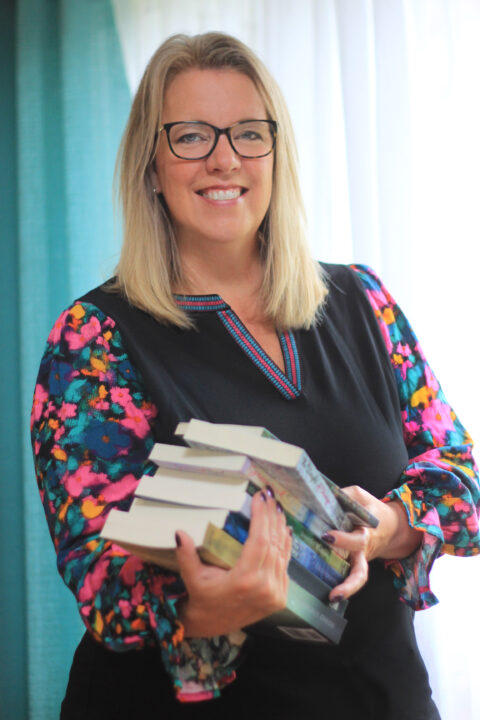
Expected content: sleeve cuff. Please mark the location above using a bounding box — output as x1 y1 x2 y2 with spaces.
155 592 247 702
383 488 443 610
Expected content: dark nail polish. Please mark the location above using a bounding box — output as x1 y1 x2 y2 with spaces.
260 491 267 502
175 532 182 548
276 500 283 513
321 533 336 544
265 485 275 499
331 594 344 603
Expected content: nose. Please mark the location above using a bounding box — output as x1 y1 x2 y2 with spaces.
205 132 241 173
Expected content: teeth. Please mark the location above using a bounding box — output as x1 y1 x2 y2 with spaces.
201 188 242 200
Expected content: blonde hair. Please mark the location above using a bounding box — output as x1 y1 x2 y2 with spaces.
113 32 327 329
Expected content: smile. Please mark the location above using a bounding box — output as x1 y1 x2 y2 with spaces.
197 188 245 201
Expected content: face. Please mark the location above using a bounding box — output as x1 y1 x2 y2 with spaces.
153 68 274 253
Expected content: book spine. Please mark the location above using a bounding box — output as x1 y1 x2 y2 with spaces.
223 510 343 588
287 558 348 616
285 510 349 577
196 525 349 645
181 434 344 529
252 457 344 529
243 483 349 577
223 512 250 544
290 534 344 587
201 524 242 567
243 471 335 539
285 581 347 644
297 453 346 528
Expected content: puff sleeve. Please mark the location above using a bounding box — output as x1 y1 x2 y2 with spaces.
352 265 480 610
31 301 244 701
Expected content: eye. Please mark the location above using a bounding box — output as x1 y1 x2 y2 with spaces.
234 128 264 142
238 130 262 141
170 123 214 146
175 132 209 145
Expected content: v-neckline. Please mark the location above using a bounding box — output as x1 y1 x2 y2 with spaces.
174 293 302 400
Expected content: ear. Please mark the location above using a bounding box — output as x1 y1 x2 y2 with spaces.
149 166 161 194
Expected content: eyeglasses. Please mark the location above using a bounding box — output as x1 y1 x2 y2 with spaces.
159 120 277 160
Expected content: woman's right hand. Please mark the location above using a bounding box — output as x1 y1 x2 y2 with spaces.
174 490 292 638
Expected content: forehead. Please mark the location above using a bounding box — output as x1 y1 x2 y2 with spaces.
162 68 267 124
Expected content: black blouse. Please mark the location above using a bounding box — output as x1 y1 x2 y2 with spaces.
57 263 441 719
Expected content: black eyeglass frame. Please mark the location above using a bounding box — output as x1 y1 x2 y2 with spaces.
158 119 278 160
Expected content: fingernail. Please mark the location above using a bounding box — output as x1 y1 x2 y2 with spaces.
265 485 275 499
288 526 293 536
276 500 283 514
321 533 336 544
331 594 344 603
260 491 267 502
175 532 182 548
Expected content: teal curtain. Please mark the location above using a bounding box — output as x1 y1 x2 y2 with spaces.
1 1 130 717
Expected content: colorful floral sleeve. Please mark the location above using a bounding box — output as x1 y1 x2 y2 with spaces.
31 301 245 702
352 265 480 610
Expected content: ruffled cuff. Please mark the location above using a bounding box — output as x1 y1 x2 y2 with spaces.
383 485 443 610
154 593 247 702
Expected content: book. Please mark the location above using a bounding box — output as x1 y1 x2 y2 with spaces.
174 421 278 440
287 557 348 616
242 484 350 576
136 467 250 511
101 499 346 644
238 492 348 586
148 442 339 540
175 419 378 530
138 462 350 582
290 533 345 587
245 579 347 644
174 419 344 528
100 500 242 571
213 421 380 530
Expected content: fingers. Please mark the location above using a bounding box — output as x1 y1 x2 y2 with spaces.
324 526 371 555
235 490 271 572
238 489 288 568
174 530 204 588
329 549 369 601
235 489 290 605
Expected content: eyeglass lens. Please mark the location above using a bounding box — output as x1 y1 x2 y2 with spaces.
168 121 275 159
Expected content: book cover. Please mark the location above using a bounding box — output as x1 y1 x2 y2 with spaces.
101 499 347 644
148 442 339 540
175 419 346 529
244 580 347 644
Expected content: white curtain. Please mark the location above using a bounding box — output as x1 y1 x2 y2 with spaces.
111 2 480 718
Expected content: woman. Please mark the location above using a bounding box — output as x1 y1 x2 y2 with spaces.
31 32 479 719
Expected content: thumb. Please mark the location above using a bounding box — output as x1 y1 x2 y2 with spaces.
174 530 202 585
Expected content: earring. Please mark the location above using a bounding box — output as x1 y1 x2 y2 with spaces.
153 187 157 194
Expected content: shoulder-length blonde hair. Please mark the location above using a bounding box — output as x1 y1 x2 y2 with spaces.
112 32 327 330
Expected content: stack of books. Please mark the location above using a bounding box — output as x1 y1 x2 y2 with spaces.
101 419 378 644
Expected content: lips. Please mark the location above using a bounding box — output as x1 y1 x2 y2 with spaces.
196 187 246 201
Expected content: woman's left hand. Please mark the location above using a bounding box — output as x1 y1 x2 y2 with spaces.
324 486 424 602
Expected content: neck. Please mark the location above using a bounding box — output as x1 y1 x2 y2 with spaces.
175 236 264 300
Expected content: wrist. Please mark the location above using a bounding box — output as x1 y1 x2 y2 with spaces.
177 597 236 638
176 597 204 638
380 499 423 560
